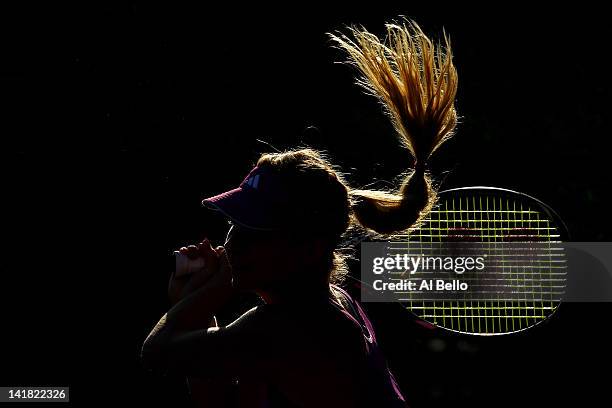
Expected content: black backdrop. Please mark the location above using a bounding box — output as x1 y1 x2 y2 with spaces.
2 2 611 407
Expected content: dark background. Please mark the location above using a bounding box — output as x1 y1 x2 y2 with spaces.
2 2 610 407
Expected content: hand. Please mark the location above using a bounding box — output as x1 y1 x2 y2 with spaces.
168 239 232 305
168 239 212 305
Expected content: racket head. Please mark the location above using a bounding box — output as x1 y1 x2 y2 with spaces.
385 186 568 336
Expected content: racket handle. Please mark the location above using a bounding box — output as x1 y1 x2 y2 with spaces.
174 251 206 278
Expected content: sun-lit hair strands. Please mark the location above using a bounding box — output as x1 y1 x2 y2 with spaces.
329 19 458 161
347 168 437 235
328 18 459 235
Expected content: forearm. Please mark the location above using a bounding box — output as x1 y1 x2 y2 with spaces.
167 281 234 330
142 282 235 361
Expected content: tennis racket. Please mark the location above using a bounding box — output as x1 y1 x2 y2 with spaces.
351 186 569 336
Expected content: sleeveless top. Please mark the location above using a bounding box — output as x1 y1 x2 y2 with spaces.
261 284 408 407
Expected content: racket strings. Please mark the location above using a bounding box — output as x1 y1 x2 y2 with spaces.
392 193 564 335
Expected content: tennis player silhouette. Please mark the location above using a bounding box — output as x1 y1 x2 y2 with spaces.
142 18 458 407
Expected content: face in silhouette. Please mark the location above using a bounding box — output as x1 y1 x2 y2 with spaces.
223 222 303 293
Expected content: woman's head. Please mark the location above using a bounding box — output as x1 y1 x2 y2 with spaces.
202 18 458 296
217 148 352 293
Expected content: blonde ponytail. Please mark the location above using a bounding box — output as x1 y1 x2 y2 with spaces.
329 18 458 234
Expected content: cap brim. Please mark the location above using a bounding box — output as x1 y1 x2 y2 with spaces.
201 187 278 231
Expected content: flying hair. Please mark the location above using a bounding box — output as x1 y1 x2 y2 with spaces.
328 18 459 234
